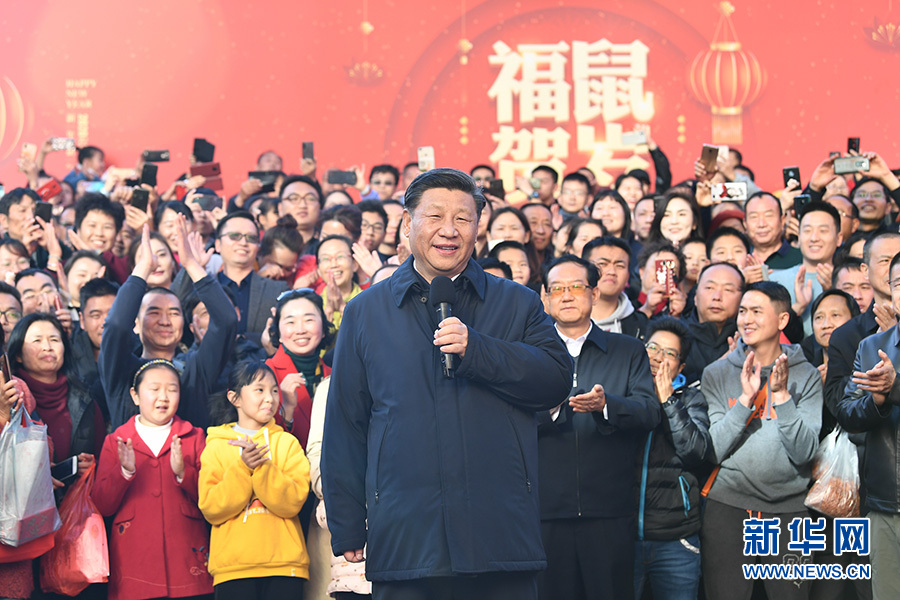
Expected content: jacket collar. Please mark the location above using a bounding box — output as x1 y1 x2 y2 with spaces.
389 257 486 307
584 322 609 353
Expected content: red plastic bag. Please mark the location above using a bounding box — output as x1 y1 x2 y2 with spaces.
40 462 109 595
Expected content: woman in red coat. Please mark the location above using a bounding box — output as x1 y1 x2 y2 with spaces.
92 359 213 600
266 289 334 449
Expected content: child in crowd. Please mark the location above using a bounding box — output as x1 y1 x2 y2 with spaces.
92 359 213 600
199 360 310 600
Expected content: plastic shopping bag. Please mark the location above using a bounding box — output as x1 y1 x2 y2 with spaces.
40 462 109 595
0 405 61 547
805 426 860 518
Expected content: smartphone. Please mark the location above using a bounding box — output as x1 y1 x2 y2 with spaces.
191 195 221 211
847 137 860 154
193 138 215 163
417 146 435 172
36 179 62 202
190 162 221 178
34 201 53 223
782 167 800 188
326 170 358 186
655 259 676 295
49 137 76 152
834 156 870 175
140 163 158 187
711 181 748 202
248 170 278 194
621 130 647 146
0 353 10 384
20 142 37 162
130 188 149 212
142 150 170 162
793 194 812 215
302 141 314 161
700 144 718 172
51 456 78 484
487 179 506 200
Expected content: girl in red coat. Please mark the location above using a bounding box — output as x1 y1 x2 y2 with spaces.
92 359 214 600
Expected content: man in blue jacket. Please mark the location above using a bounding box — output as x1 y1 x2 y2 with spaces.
838 251 900 599
322 168 572 600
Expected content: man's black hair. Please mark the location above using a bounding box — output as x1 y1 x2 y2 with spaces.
215 210 258 240
477 257 512 279
14 267 56 288
745 281 792 315
832 257 865 287
369 164 400 184
531 164 558 184
647 316 693 362
0 188 40 216
0 281 21 304
625 169 651 189
489 240 528 260
706 226 752 258
863 231 900 266
256 150 283 165
561 172 591 190
403 168 485 216
798 200 841 232
581 236 632 264
280 174 324 208
809 289 860 323
79 277 119 314
470 164 496 178
542 254 600 291
357 200 388 226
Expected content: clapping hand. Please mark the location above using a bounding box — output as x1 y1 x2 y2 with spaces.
229 435 270 470
852 350 897 406
738 351 761 408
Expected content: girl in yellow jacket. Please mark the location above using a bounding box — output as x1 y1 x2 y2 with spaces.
199 360 310 600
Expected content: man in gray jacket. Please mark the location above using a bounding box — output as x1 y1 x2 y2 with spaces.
700 281 822 600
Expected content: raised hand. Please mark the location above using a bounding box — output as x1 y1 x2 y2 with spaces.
654 360 674 404
769 353 790 402
793 266 813 315
852 350 897 405
352 242 383 278
874 302 898 332
568 384 606 413
170 435 185 480
229 435 270 470
117 437 136 474
738 351 761 408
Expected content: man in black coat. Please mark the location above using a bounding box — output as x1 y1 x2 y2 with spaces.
322 169 572 600
538 255 659 600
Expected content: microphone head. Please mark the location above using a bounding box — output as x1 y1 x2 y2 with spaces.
429 275 457 307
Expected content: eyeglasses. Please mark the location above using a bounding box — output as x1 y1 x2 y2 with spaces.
361 221 385 233
645 342 680 361
21 287 57 304
276 288 315 303
318 254 352 266
219 232 260 244
547 283 591 297
856 192 885 201
0 309 22 322
283 194 319 206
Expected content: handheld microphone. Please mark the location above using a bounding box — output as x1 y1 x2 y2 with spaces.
429 276 457 378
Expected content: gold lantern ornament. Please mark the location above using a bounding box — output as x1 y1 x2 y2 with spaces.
687 2 766 145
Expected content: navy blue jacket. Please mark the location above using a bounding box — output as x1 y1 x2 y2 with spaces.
322 258 572 582
98 274 238 429
837 324 900 513
537 325 660 520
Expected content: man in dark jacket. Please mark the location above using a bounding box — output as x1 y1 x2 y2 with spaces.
634 317 710 600
322 169 572 600
99 220 237 429
825 231 900 417
582 236 648 339
538 255 659 600
682 262 744 384
837 252 900 599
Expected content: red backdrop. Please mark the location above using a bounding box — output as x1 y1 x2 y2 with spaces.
2 0 900 194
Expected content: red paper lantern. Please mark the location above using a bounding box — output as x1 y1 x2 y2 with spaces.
688 2 766 145
0 76 26 162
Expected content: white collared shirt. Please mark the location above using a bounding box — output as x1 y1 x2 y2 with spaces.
553 324 609 420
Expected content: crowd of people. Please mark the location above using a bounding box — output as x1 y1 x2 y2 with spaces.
0 132 898 600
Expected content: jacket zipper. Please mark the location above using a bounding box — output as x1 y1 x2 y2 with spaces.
374 424 388 503
507 415 532 492
573 355 581 516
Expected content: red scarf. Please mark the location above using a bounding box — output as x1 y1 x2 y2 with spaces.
18 371 70 462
